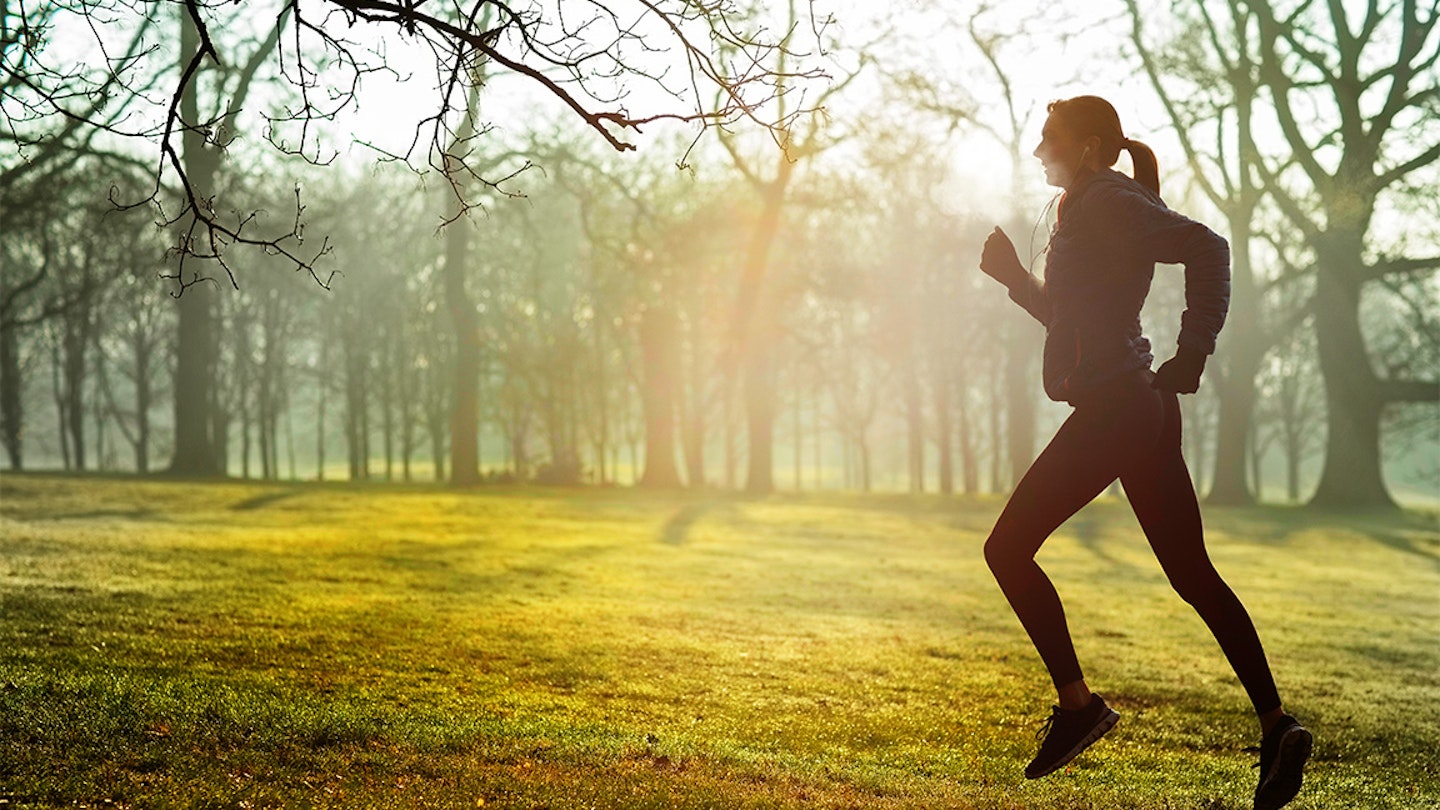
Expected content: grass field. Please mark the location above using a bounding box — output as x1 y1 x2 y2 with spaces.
1 473 1436 809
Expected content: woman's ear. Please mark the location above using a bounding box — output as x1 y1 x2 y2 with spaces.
1084 135 1103 165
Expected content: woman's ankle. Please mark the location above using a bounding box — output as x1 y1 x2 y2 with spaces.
1258 707 1286 736
1057 680 1093 711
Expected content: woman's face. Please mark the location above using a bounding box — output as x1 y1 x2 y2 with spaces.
1033 114 1095 189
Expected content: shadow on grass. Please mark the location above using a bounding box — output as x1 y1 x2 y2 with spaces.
25 508 166 523
1351 517 1440 563
230 490 303 511
660 501 738 546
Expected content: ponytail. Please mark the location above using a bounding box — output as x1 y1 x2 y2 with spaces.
1123 138 1160 195
1048 96 1161 195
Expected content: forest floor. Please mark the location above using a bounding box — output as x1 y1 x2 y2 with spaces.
0 472 1436 809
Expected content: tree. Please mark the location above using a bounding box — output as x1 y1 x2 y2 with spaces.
13 0 828 479
1127 0 1296 505
13 0 826 279
714 0 871 494
1240 0 1440 508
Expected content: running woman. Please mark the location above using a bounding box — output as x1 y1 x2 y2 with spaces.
977 95 1311 810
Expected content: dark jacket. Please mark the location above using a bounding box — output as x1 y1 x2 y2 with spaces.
1005 168 1230 403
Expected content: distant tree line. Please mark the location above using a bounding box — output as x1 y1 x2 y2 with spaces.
2 0 1435 508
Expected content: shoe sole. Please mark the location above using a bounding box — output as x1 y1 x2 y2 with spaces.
1025 708 1120 780
1255 725 1313 810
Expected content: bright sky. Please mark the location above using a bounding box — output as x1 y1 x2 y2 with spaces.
324 2 1154 191
35 1 1206 219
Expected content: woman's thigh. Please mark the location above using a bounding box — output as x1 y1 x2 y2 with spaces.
991 374 1165 557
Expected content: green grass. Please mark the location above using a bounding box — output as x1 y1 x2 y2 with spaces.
1 473 1436 809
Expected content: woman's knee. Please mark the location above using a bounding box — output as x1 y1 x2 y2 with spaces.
1167 566 1230 609
984 531 1032 581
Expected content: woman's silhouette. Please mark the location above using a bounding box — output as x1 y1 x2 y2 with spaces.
977 95 1311 809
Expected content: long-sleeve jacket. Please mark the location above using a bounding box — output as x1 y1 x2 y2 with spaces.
1005 168 1231 403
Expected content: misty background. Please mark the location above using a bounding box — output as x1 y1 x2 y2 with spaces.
2 0 1436 508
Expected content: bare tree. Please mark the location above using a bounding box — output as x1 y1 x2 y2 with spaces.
1239 0 1440 509
1126 0 1312 505
9 0 827 283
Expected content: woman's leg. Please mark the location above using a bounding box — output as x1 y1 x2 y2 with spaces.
1119 391 1282 719
984 378 1163 698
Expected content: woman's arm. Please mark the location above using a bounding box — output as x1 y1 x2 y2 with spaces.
1093 185 1229 392
981 226 1051 326
1098 185 1231 353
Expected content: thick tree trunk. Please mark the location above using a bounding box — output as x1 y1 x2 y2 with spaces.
638 308 682 488
168 12 224 477
1207 212 1263 505
1208 347 1263 504
443 88 482 486
1309 254 1392 509
737 163 793 496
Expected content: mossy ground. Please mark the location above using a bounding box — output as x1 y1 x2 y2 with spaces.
1 473 1436 808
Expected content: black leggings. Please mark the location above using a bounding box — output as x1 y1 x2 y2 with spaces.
984 369 1282 716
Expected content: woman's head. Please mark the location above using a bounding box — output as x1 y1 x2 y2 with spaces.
1033 95 1159 194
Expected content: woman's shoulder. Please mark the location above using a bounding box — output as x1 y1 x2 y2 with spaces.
1076 168 1167 212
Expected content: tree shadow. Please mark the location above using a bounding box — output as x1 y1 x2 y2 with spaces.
1351 516 1440 564
659 500 731 546
31 509 165 522
230 490 302 511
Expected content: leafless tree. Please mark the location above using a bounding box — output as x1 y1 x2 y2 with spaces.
7 0 830 285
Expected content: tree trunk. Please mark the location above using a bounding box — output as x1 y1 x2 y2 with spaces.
905 353 924 493
168 11 224 477
1206 207 1264 504
345 336 365 481
1 325 22 470
744 337 777 494
988 364 1005 493
316 339 328 481
1004 299 1038 488
792 364 803 491
62 301 89 471
237 315 253 478
381 333 395 483
737 162 794 496
959 383 978 495
812 379 823 489
858 431 872 493
638 308 682 488
1309 253 1391 508
723 387 738 489
444 206 480 484
132 328 152 474
935 366 954 495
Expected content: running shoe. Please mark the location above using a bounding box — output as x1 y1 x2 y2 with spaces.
1024 694 1120 779
1251 714 1312 810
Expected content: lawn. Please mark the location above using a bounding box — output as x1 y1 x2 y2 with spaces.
0 473 1436 809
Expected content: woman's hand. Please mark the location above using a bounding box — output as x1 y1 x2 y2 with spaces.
980 227 1027 288
1152 345 1208 394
